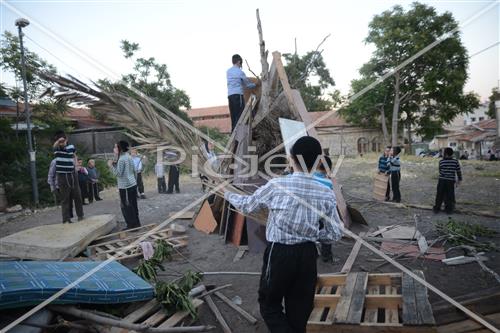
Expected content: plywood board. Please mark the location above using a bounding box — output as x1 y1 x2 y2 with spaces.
279 117 308 155
333 183 351 228
0 215 116 260
229 212 246 246
380 226 421 240
373 173 389 201
381 242 446 261
193 200 217 234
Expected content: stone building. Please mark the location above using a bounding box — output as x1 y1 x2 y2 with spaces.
187 105 384 156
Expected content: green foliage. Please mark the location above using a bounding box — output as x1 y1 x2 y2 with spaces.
283 51 335 111
155 271 202 318
0 31 57 101
133 239 174 282
343 3 479 140
436 217 497 251
488 87 500 119
98 40 192 123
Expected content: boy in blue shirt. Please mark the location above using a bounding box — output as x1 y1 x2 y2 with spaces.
378 146 391 200
387 146 402 202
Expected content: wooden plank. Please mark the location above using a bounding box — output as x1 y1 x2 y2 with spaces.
333 272 359 323
205 295 231 333
214 291 258 325
310 287 329 322
271 51 300 119
364 285 380 323
139 309 169 327
402 273 419 325
346 272 369 324
229 212 245 247
156 299 203 328
333 184 352 228
168 211 195 220
341 232 367 273
290 89 319 138
437 312 500 333
109 299 159 333
315 294 401 308
94 223 156 243
413 271 435 325
317 274 346 287
417 235 429 254
325 284 342 323
370 225 399 238
386 286 400 324
308 323 436 333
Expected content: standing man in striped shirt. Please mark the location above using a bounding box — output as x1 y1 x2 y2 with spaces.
224 136 343 333
433 147 462 214
53 131 84 223
387 146 402 203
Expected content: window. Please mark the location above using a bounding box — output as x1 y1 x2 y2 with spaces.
450 142 457 147
479 117 484 121
323 148 330 156
471 117 476 122
371 137 382 152
357 137 368 154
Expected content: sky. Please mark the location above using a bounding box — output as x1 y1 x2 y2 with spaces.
0 0 498 108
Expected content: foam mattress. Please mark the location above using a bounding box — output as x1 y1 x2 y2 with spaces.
0 261 154 309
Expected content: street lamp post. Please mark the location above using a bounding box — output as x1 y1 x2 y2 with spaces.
16 18 39 206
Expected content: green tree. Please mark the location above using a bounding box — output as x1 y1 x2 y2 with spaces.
99 40 191 123
0 31 57 101
344 3 479 146
283 51 335 111
488 87 500 119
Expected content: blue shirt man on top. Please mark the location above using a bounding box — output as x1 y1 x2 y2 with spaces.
227 54 257 132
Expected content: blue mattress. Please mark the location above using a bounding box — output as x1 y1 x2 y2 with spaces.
0 261 154 309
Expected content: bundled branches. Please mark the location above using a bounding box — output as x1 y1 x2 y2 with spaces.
436 218 497 252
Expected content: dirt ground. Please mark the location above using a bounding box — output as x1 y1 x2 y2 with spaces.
0 155 499 332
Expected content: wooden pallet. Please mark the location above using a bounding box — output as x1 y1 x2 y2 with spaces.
308 271 437 333
86 227 188 261
106 298 203 333
92 223 158 244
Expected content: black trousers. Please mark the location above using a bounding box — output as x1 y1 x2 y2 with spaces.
119 185 141 229
167 165 180 193
57 173 83 222
434 179 455 213
385 176 391 200
136 172 145 195
157 177 167 193
79 179 89 202
389 171 401 202
258 242 317 333
87 182 101 202
228 94 245 132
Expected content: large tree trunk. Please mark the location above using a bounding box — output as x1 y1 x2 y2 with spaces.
391 72 400 147
379 105 389 146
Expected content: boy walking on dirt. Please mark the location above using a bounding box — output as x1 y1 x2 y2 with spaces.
224 136 343 333
433 147 462 214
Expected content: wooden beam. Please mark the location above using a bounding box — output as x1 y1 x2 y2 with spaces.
214 291 258 325
340 232 367 274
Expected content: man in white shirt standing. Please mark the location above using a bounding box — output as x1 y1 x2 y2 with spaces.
226 54 258 132
131 148 146 199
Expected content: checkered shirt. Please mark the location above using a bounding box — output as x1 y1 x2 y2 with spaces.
224 172 343 245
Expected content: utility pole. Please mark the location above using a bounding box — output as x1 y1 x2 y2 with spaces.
16 18 39 206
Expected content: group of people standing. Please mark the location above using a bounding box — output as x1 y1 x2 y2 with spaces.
49 131 153 230
378 146 402 203
378 145 463 214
